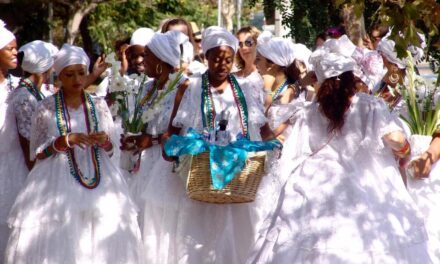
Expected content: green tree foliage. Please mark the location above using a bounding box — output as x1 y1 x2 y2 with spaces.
88 0 217 53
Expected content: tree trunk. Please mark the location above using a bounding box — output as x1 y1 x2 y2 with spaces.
341 3 367 47
221 0 235 31
65 3 98 44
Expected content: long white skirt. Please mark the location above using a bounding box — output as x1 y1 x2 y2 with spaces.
5 151 143 264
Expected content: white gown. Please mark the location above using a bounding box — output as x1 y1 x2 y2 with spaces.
0 76 28 261
129 77 182 233
141 75 267 264
247 93 431 264
5 95 143 264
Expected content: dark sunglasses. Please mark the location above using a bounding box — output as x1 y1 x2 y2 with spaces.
239 38 255 48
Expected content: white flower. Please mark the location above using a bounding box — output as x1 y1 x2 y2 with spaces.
110 76 127 92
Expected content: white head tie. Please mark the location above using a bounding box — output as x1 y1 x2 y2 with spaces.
19 40 59 74
147 30 191 68
130 27 155 46
257 31 295 67
0 20 15 49
201 26 238 55
53 44 90 75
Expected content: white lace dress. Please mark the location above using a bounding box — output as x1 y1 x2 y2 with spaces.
0 76 28 261
142 75 266 264
395 96 440 263
4 95 143 264
234 70 265 105
128 77 183 234
247 93 431 264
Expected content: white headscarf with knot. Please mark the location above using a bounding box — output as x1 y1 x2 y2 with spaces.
19 40 59 74
309 45 357 84
147 30 191 68
53 44 90 76
291 43 313 71
0 19 15 49
130 27 155 46
257 31 295 67
201 26 238 55
377 33 425 69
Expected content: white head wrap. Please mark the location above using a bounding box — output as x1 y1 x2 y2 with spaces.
130 27 155 46
53 44 90 76
291 43 313 71
377 32 425 69
309 45 357 84
0 20 15 49
19 40 59 74
201 26 238 55
257 31 295 67
147 30 191 68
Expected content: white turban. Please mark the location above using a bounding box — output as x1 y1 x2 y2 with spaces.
257 31 295 67
53 44 90 76
309 46 357 84
201 26 238 55
130 27 155 46
291 43 313 71
377 37 406 69
0 20 15 49
19 40 59 74
147 30 191 68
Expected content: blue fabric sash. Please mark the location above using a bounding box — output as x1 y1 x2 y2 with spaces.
165 128 282 189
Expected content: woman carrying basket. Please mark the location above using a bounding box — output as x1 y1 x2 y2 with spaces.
156 26 274 264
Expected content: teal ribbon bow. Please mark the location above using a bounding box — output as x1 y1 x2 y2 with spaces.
165 128 282 189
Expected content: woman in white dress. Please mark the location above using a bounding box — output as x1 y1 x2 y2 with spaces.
234 26 265 106
377 35 440 263
120 30 190 240
11 40 58 170
0 20 27 261
158 26 273 264
5 44 142 264
246 47 432 264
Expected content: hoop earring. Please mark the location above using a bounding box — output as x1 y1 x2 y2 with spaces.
389 72 400 84
156 64 163 75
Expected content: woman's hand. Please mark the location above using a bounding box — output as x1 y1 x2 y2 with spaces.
160 133 176 162
68 133 96 149
89 131 109 145
410 151 435 179
120 134 152 154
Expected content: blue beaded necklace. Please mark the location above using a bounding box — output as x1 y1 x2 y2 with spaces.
54 90 101 189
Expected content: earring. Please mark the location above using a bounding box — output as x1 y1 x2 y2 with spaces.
389 72 400 84
156 64 163 75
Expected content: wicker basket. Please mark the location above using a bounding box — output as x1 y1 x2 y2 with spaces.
186 151 266 204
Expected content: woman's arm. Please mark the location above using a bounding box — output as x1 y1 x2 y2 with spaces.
411 136 440 178
161 79 190 161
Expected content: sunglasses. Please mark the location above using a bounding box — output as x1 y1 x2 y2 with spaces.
239 38 255 48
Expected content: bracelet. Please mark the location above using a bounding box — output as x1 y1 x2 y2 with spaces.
395 141 411 156
52 137 68 153
66 133 72 148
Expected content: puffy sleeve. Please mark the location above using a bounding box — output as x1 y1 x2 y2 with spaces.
172 77 202 131
29 98 56 161
358 94 403 152
12 89 37 140
240 79 267 129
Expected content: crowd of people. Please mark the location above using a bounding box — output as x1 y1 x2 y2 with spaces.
0 15 439 264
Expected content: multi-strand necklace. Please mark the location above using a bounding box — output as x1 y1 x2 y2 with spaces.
201 72 249 139
271 79 288 101
19 78 45 101
55 90 101 189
